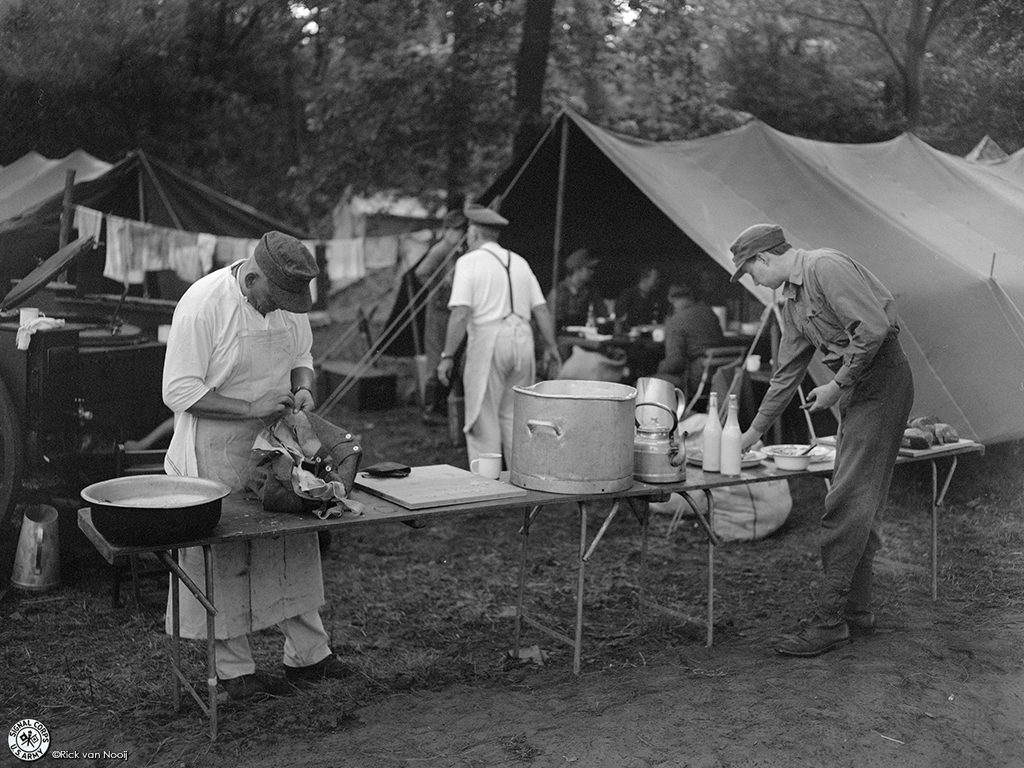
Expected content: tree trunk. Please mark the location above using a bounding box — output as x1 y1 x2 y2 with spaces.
902 0 930 130
512 0 556 160
445 0 474 201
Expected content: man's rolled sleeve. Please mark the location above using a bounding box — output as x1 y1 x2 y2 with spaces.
162 314 213 414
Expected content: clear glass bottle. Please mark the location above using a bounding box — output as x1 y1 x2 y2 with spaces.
720 393 742 476
586 302 596 328
702 391 722 472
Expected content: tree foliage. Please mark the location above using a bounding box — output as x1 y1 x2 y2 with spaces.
0 0 1020 236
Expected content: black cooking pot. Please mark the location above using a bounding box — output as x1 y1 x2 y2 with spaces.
81 475 231 546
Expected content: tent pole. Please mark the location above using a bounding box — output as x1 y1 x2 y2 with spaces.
550 116 570 319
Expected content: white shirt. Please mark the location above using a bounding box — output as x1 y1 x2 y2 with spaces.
448 243 545 324
162 261 313 474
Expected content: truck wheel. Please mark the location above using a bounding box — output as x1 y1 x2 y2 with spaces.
0 377 22 529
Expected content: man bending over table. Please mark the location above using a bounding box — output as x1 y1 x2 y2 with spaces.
730 223 914 657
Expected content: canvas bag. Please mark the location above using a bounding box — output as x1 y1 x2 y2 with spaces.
650 413 792 541
246 410 363 518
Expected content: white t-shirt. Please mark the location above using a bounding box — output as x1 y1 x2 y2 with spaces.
448 243 546 324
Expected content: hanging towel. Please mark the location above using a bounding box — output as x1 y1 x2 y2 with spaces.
73 206 103 241
167 229 216 283
324 238 365 288
363 235 399 269
104 214 145 284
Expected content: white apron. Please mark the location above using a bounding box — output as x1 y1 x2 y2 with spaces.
462 319 503 434
165 324 324 640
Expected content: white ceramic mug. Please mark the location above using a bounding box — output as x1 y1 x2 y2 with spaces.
470 453 502 480
745 354 761 373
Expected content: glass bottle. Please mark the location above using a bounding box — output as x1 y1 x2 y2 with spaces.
586 302 596 328
701 391 722 472
720 393 742 476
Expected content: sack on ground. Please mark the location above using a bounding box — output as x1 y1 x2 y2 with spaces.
557 346 626 383
651 413 792 542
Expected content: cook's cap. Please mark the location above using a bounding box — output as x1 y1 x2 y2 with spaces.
254 231 318 312
729 224 785 282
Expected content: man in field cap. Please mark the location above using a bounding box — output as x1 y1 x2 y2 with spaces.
437 202 561 466
163 231 351 701
730 223 914 658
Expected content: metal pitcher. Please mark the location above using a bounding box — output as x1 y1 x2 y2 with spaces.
635 376 685 431
11 504 60 592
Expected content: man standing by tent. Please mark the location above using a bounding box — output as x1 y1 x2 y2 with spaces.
731 223 914 657
436 205 561 465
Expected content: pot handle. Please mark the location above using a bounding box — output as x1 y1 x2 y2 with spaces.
526 419 563 438
634 401 678 433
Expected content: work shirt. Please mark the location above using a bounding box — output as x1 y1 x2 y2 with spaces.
448 243 546 323
162 262 314 476
750 248 899 436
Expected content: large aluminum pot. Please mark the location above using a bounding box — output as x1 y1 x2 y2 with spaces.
510 379 636 494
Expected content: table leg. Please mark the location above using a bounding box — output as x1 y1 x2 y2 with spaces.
931 456 959 600
202 545 217 741
514 505 539 658
633 500 650 634
169 549 181 714
574 502 588 675
703 489 716 648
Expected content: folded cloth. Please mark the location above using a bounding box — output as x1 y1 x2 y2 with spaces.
16 316 65 350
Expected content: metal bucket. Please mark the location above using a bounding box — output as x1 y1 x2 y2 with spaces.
510 379 636 494
11 504 60 592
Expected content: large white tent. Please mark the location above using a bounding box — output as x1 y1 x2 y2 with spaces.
0 149 111 223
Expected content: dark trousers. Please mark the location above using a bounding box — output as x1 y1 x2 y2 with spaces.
818 334 914 621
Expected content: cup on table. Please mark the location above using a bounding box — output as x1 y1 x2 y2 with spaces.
745 354 761 373
470 453 502 480
19 307 40 327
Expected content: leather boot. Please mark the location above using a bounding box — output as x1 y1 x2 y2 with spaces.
774 617 851 657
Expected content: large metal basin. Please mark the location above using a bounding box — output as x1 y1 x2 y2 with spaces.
510 379 636 494
81 475 230 546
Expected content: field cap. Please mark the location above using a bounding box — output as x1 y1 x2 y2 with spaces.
254 231 318 312
729 224 785 282
565 248 598 273
464 204 508 227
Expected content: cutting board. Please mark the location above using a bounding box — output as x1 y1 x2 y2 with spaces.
354 464 528 509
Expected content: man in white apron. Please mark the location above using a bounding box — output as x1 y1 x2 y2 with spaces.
162 231 348 701
436 205 561 464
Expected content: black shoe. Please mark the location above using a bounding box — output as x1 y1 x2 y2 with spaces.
844 609 877 634
220 672 294 701
284 655 353 684
774 619 850 657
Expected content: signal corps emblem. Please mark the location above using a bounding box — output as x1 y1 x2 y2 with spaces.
8 719 50 761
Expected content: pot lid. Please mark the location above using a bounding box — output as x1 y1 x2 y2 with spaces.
0 235 96 313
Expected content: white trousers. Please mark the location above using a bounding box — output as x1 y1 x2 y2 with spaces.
216 609 332 680
465 321 534 465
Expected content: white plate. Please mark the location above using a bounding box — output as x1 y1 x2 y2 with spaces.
686 449 766 468
762 444 835 463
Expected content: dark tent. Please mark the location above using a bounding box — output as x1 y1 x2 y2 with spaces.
477 110 1024 445
0 150 308 299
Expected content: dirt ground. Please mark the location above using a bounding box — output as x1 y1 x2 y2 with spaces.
3 402 1023 768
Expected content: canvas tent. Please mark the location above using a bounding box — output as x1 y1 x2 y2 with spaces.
0 149 307 299
0 150 112 224
479 110 1024 445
